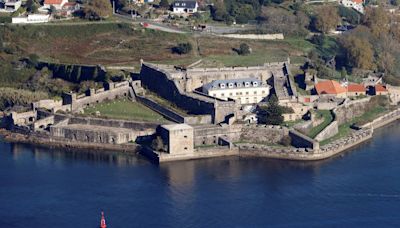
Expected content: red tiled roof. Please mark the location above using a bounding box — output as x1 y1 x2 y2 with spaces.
315 80 347 95
347 83 365 93
352 0 363 3
375 84 387 92
44 0 63 5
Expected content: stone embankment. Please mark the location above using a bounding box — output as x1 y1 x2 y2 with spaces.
0 129 140 153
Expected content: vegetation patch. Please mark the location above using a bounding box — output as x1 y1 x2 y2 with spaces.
84 99 166 122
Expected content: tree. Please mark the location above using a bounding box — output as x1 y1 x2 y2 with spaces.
314 6 340 34
341 35 375 70
159 0 170 9
257 95 284 125
83 0 112 20
211 0 227 21
237 43 251 55
363 7 389 38
172 42 192 55
26 0 38 13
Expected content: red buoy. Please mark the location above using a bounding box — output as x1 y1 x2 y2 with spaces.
100 211 107 228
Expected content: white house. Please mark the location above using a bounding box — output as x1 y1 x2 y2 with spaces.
0 0 22 12
12 14 50 24
172 0 198 14
339 0 364 14
43 0 68 10
202 78 270 105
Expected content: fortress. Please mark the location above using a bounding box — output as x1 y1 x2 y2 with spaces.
2 59 400 163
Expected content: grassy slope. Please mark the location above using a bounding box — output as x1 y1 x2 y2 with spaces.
84 99 166 122
5 23 313 67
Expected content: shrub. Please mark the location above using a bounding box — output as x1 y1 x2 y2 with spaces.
172 42 192 55
237 43 251 55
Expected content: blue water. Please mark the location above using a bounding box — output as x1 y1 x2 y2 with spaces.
1 123 400 227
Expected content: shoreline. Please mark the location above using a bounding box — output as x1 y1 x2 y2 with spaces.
1 109 399 163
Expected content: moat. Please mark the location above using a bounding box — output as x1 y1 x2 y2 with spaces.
1 121 400 227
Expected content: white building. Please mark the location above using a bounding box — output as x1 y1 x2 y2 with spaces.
339 0 364 14
0 0 22 12
43 0 68 10
202 78 270 105
12 14 50 24
172 0 198 14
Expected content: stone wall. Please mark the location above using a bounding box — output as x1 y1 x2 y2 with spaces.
67 115 158 131
136 95 212 124
140 63 238 123
62 81 132 112
289 129 319 149
218 33 284 40
193 124 242 146
334 98 371 125
314 121 338 142
240 125 288 144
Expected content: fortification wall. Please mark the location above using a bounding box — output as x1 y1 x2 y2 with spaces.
193 124 242 146
140 63 237 123
67 116 158 131
334 98 371 125
62 81 132 112
183 64 279 91
240 125 288 144
289 129 319 149
315 121 338 142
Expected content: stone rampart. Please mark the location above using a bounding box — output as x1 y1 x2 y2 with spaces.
334 98 371 125
193 124 242 146
314 120 338 142
240 125 288 144
62 81 132 112
289 129 319 149
140 63 237 123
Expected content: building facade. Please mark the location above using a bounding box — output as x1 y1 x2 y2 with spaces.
172 0 198 14
202 78 270 105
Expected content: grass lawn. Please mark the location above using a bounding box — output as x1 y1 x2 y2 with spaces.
84 99 166 122
307 110 334 139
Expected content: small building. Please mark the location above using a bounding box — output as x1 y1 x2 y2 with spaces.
0 0 21 12
43 0 68 10
281 102 310 122
315 80 347 98
362 75 383 87
347 83 366 97
159 124 194 155
172 0 198 14
339 0 364 14
373 84 388 96
12 14 50 24
387 85 400 105
202 78 270 105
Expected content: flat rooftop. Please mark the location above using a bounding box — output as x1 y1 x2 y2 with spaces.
161 123 193 131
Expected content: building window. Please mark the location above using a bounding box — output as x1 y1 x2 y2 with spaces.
245 82 250 87
229 93 233 96
184 135 187 138
237 83 242 87
228 83 234 88
184 147 188 150
213 93 216 97
220 83 226 89
262 90 265 94
236 92 240 95
246 92 249 95
221 93 225 97
254 91 257 95
253 82 258 86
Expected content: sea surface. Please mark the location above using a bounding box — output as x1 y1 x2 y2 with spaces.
1 122 400 227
